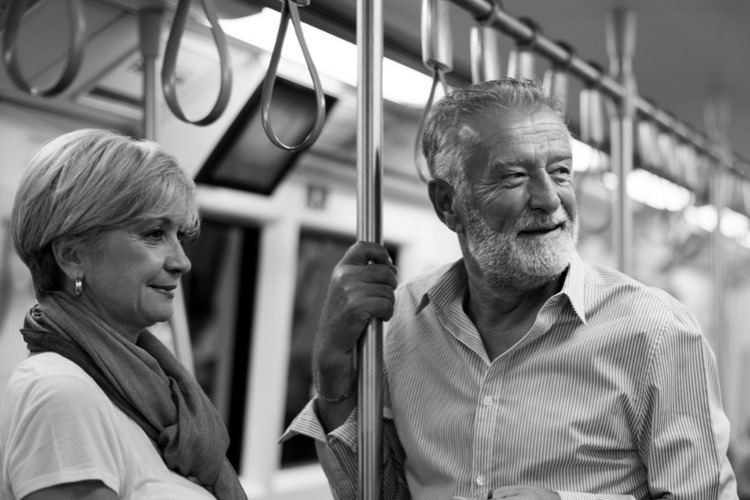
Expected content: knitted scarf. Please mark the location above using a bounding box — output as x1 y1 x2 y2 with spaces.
21 291 247 500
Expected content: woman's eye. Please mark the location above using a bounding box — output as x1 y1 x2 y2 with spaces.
145 229 165 241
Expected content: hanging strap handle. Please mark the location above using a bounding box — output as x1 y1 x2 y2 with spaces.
2 0 86 97
415 0 453 183
414 68 449 183
162 0 232 126
260 0 326 152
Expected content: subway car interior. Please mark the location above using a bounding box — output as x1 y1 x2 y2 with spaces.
1 0 750 498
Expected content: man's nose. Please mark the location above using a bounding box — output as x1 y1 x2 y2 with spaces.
528 173 561 213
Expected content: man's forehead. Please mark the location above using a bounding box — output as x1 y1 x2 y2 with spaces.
461 108 571 144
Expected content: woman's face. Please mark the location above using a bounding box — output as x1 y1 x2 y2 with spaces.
78 217 192 342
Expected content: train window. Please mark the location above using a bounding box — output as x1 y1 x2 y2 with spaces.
182 220 260 471
281 229 398 467
196 78 337 195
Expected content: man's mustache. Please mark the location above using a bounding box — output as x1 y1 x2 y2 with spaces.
513 208 571 232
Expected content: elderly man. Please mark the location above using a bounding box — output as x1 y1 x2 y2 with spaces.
283 78 737 500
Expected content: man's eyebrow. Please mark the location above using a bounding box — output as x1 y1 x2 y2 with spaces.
548 153 573 163
491 158 526 168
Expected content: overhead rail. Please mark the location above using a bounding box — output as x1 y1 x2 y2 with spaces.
2 0 86 97
162 0 232 126
261 0 326 152
448 0 747 178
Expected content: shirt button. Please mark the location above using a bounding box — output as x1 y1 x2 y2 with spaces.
482 395 493 406
476 475 486 486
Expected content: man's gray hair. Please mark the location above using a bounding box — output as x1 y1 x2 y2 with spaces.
11 128 200 296
421 78 566 186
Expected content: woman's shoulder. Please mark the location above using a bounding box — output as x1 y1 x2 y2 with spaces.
1 353 126 500
4 353 107 412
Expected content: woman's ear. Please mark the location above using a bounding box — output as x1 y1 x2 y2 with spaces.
51 240 84 281
428 179 463 234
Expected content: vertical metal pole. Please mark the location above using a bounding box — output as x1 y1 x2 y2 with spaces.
356 0 384 499
607 8 636 275
709 170 727 390
139 9 162 142
705 96 731 394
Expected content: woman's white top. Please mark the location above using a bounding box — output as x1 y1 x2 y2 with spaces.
0 352 217 500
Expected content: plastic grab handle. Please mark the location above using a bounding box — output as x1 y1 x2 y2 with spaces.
260 0 326 152
2 0 86 97
162 0 233 126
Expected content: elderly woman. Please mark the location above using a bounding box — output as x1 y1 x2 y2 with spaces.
0 129 246 500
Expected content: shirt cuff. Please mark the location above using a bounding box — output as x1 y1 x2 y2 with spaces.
278 397 358 446
558 493 635 500
279 398 327 443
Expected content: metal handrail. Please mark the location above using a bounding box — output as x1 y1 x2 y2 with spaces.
2 0 86 97
448 0 743 175
162 0 232 126
261 0 326 152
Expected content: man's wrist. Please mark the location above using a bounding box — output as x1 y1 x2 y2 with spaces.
313 351 357 403
314 368 357 403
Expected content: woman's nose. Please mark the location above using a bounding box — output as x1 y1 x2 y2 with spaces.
166 238 192 274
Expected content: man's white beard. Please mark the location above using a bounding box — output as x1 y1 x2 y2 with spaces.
462 201 579 291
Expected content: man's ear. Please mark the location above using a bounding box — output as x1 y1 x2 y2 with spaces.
51 239 84 281
428 179 463 234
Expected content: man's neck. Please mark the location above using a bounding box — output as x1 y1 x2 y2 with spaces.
463 267 563 360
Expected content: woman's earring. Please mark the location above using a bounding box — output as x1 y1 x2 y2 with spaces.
74 278 83 297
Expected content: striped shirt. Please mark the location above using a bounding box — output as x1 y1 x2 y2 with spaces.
284 252 738 500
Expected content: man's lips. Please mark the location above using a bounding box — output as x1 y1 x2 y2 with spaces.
518 222 565 235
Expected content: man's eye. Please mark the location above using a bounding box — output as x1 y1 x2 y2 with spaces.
504 172 527 181
552 165 572 177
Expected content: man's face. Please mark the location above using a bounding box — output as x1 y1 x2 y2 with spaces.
456 105 578 290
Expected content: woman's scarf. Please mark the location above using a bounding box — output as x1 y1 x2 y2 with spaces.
20 291 247 500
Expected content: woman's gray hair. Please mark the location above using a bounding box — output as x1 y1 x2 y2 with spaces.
11 128 200 296
421 78 566 187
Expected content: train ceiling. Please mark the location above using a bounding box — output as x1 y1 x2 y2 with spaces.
282 0 750 161
1 0 748 167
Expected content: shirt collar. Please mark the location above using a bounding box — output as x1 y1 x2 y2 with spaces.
418 259 467 314
418 252 588 325
559 251 587 324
